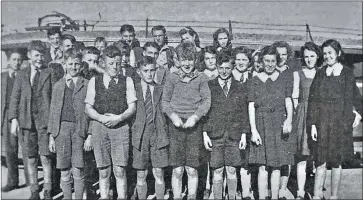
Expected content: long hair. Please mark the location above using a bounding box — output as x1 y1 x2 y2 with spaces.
300 41 323 68
321 39 345 64
213 28 232 49
179 26 201 48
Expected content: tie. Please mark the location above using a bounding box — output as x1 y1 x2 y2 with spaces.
145 85 153 125
109 77 117 89
32 69 40 88
68 79 75 90
223 80 229 96
239 73 244 83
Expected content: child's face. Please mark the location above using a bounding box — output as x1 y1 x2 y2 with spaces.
137 64 157 84
217 62 233 80
121 31 134 45
235 53 250 72
304 49 318 69
204 52 216 70
153 30 165 46
105 56 121 77
181 33 195 43
121 54 130 67
95 42 106 52
217 32 228 47
8 53 23 71
27 50 44 69
83 53 99 68
62 39 74 52
143 46 159 60
179 59 195 74
276 47 288 66
323 46 339 66
66 57 82 77
262 54 277 75
48 33 60 48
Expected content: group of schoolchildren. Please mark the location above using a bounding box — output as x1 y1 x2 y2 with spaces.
2 24 362 200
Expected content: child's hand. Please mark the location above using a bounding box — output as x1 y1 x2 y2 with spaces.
49 137 56 153
84 135 93 151
311 125 317 141
104 113 122 128
203 132 212 151
98 115 111 125
11 119 20 136
251 129 262 146
239 134 247 150
183 115 199 129
352 111 362 128
282 119 292 134
170 113 183 128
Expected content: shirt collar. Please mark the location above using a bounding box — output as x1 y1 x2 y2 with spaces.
256 71 280 82
232 69 249 82
103 73 118 82
177 69 201 83
65 74 78 84
218 76 232 86
326 62 343 76
203 69 218 79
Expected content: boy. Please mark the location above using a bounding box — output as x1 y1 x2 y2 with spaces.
45 27 62 64
162 41 211 199
1 49 29 192
48 48 89 199
80 46 104 80
151 25 175 69
94 37 107 54
85 45 137 199
9 40 53 199
203 52 251 199
132 56 169 200
119 24 140 49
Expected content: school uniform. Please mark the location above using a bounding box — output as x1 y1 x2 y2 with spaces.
132 81 169 169
85 73 137 168
1 71 29 188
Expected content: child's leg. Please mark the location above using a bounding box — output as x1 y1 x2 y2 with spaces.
40 155 53 193
61 169 72 199
226 166 237 200
297 160 307 197
136 169 148 200
313 163 326 199
271 168 281 199
212 167 224 199
279 165 290 198
185 166 198 199
240 167 252 198
258 166 268 199
99 166 111 199
172 166 185 199
153 168 165 200
72 167 85 200
28 156 39 193
331 165 342 198
113 165 127 199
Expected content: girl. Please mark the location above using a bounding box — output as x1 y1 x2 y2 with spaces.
232 46 254 84
213 28 232 52
201 46 218 79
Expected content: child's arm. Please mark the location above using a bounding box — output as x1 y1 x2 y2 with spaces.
9 74 22 136
162 74 183 127
249 102 262 145
292 71 300 108
283 97 293 134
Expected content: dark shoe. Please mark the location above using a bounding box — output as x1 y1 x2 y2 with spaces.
29 192 40 200
43 190 52 200
279 197 287 200
1 184 19 192
242 197 252 200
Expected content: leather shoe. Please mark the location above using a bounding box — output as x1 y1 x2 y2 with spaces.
1 184 18 192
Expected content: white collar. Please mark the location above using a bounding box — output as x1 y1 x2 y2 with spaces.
218 77 232 86
326 63 343 76
232 69 249 82
203 69 218 79
65 74 78 84
256 71 280 82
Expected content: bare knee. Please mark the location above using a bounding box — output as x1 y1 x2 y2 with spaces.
40 155 51 166
226 166 237 179
153 168 164 181
72 167 84 179
137 170 147 185
113 166 126 179
28 157 38 166
99 167 111 179
185 166 197 178
173 167 184 179
213 167 224 182
61 169 72 182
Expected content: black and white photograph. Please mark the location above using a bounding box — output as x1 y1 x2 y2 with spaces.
1 1 362 200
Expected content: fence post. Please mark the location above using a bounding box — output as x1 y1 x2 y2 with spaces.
229 20 233 40
306 23 314 42
146 18 149 38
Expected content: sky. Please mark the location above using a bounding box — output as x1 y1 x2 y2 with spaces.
1 1 362 33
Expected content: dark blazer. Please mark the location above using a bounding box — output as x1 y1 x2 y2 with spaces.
47 77 89 138
131 82 169 150
8 65 53 130
1 72 10 127
204 77 250 140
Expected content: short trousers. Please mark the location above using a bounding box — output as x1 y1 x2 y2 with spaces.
22 121 51 157
91 121 129 168
55 121 85 169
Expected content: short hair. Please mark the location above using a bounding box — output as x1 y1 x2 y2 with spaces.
120 24 135 35
300 42 323 67
7 48 23 60
258 45 281 64
199 46 217 71
61 34 76 44
63 48 83 61
152 25 168 45
271 41 293 59
213 28 232 48
74 41 85 53
136 56 157 69
216 51 233 66
175 41 197 61
178 26 200 48
103 45 121 60
321 39 345 64
28 40 47 53
47 27 61 38
94 37 107 46
143 42 161 52
82 46 101 57
113 41 131 57
233 46 254 68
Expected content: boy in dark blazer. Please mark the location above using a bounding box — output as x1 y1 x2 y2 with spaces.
47 48 89 200
203 52 251 199
9 40 54 199
132 56 169 200
1 49 29 192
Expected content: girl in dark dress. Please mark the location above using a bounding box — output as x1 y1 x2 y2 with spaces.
307 39 362 199
248 46 295 199
292 42 323 199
